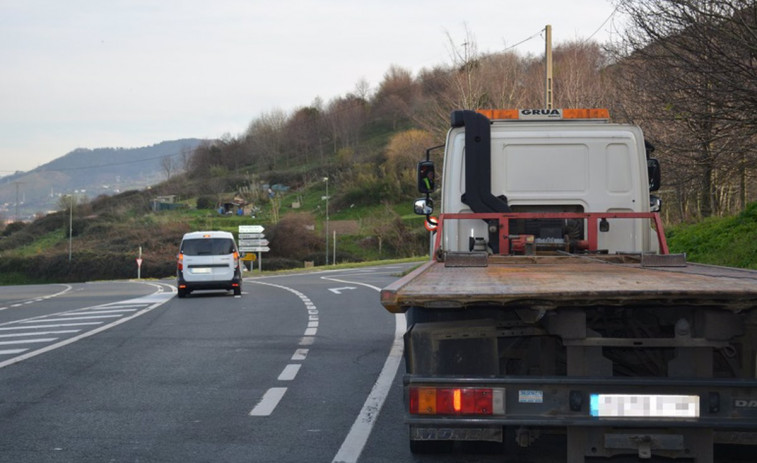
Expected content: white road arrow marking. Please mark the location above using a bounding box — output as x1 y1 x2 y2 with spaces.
328 287 357 295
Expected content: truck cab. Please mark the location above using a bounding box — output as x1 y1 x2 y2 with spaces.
421 109 661 256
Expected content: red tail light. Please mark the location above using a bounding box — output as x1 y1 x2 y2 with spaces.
409 386 505 415
177 253 184 271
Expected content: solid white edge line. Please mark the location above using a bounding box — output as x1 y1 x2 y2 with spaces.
323 276 406 463
333 313 405 463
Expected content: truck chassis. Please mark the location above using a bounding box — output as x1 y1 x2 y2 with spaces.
382 212 757 462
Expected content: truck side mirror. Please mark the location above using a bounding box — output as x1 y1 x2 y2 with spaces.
648 158 661 192
414 198 434 216
417 161 435 194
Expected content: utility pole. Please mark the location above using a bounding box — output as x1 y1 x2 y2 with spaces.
323 177 329 265
13 181 23 221
545 24 553 109
68 193 74 263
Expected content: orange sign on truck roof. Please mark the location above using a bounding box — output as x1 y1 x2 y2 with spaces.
476 108 610 120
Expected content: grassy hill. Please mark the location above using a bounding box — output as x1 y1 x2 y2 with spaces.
1 156 755 285
0 171 429 285
666 202 757 270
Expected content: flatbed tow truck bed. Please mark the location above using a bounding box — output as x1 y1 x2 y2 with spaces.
380 254 757 313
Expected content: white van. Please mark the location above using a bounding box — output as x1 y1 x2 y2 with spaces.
177 231 242 298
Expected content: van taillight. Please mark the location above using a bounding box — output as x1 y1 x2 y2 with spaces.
177 253 184 271
409 387 505 415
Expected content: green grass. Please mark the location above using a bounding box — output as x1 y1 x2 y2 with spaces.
667 202 757 269
11 230 67 257
253 256 426 276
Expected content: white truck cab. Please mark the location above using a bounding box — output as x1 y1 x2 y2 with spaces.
418 109 662 255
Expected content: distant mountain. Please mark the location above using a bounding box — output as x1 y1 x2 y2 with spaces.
0 139 205 221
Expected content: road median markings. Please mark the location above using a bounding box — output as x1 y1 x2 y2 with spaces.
0 283 174 369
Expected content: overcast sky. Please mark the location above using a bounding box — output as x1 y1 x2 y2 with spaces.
0 0 620 175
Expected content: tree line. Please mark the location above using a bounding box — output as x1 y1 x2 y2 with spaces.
187 0 757 223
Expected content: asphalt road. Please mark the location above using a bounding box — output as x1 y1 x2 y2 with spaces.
6 265 750 463
0 263 539 463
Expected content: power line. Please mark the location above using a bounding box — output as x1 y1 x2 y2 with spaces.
503 27 546 52
38 150 188 172
584 4 620 43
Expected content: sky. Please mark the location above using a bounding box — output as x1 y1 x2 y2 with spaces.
0 0 620 175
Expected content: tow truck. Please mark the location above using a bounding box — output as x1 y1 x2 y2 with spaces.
380 109 757 462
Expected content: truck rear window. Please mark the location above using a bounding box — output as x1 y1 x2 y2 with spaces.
181 238 235 256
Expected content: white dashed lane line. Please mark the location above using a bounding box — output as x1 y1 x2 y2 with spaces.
246 272 406 463
247 281 319 417
0 285 72 312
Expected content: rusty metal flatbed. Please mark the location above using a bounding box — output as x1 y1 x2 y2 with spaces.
380 254 757 313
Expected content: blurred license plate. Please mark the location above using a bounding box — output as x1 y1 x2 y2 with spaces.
192 268 212 274
590 394 699 418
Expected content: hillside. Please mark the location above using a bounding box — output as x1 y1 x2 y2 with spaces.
1 156 755 285
0 139 204 221
0 162 430 285
667 202 757 270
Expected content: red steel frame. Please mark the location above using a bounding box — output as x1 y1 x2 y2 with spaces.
431 212 669 257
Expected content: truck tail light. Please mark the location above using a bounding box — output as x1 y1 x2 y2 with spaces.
409 387 505 415
177 253 184 271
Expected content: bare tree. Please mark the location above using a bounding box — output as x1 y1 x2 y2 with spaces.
373 65 418 129
246 109 288 170
324 95 367 152
611 0 757 217
283 106 323 166
160 155 174 180
552 41 611 108
444 26 488 109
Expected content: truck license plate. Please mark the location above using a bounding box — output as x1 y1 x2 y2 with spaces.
590 394 699 418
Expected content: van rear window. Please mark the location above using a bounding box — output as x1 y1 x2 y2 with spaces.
181 238 235 256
